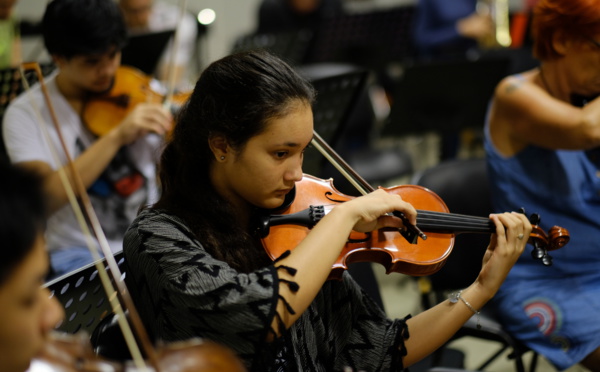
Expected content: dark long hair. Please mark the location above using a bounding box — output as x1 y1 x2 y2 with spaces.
154 50 315 272
0 163 47 286
43 0 127 58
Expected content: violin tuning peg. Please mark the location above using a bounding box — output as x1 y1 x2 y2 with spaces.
255 215 271 238
529 213 541 225
531 246 545 260
516 207 526 214
542 253 553 267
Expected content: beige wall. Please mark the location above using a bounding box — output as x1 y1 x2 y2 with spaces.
13 0 418 68
13 0 525 74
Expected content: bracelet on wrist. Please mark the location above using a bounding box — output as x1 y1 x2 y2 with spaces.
449 290 481 329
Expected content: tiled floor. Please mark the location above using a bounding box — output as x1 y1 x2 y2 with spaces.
372 264 589 372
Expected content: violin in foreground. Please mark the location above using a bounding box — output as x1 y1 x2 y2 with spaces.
28 331 247 372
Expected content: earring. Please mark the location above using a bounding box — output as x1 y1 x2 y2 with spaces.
220 156 225 160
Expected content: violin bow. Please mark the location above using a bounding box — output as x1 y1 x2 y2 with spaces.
311 130 427 241
162 0 189 110
19 62 160 371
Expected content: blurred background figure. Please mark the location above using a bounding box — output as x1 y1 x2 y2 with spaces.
411 0 495 61
3 0 171 278
119 0 197 90
0 0 21 68
257 0 343 34
485 0 600 369
0 162 64 372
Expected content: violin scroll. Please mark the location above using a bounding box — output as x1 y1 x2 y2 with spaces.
528 224 570 266
517 210 570 267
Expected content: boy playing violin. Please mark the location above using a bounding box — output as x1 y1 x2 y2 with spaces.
124 50 531 371
0 162 64 372
2 0 172 278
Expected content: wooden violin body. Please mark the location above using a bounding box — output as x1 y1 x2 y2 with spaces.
260 175 570 279
29 332 248 372
83 65 190 136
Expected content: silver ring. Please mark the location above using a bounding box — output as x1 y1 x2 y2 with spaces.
517 233 524 240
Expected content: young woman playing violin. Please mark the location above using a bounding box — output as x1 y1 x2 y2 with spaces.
123 49 532 371
2 0 172 278
0 163 64 372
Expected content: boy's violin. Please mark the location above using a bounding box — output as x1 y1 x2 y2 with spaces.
82 65 190 137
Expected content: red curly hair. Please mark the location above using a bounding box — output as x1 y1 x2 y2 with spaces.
532 0 600 60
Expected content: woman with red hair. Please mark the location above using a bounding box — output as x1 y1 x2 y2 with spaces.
485 0 600 369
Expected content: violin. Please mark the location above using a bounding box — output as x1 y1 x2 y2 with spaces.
259 175 569 279
29 331 247 372
257 132 570 280
82 65 190 137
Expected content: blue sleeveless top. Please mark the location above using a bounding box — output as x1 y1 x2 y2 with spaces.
483 79 600 369
484 111 600 277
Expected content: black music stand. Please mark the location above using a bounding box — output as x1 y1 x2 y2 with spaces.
231 28 314 67
300 63 414 192
306 5 417 68
0 63 56 117
44 252 125 335
296 64 369 178
121 30 174 75
0 63 56 163
381 57 510 158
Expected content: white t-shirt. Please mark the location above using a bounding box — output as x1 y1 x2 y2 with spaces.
2 72 162 254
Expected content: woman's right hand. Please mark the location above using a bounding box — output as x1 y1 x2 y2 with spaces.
339 189 417 233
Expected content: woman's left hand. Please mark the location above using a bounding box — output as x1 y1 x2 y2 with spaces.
475 212 532 297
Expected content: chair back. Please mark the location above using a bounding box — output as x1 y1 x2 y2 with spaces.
44 251 125 335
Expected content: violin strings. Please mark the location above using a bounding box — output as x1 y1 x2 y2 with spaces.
415 210 494 233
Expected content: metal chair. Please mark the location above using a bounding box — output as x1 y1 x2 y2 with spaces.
411 158 538 372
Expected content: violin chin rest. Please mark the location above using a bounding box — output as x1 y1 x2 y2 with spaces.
91 311 134 362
